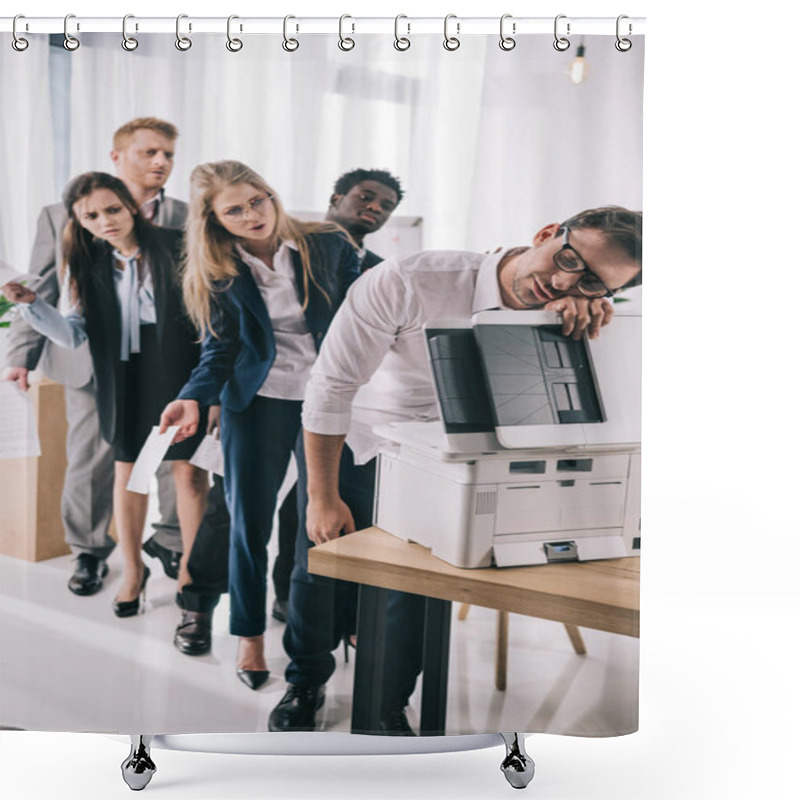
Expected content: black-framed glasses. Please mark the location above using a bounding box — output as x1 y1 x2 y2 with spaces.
552 226 615 298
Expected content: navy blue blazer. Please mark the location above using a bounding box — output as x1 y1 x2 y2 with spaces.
178 231 360 412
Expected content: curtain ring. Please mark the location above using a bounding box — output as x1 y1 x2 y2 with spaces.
615 15 632 52
175 14 192 51
499 14 516 51
12 15 29 52
283 15 299 52
394 14 411 51
443 14 460 51
122 14 139 51
226 15 243 52
63 14 80 51
338 14 355 51
553 14 570 51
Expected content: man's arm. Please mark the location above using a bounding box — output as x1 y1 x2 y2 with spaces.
303 431 355 545
302 262 411 541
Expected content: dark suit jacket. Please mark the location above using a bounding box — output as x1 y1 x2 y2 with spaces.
82 227 199 443
360 249 383 272
178 231 360 412
4 196 188 388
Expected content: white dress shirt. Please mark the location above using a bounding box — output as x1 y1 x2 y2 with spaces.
236 242 317 401
18 249 156 361
302 249 509 463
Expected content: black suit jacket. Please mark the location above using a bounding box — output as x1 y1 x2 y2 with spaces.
361 249 383 272
82 227 199 444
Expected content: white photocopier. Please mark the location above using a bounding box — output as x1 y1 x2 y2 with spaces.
373 308 641 568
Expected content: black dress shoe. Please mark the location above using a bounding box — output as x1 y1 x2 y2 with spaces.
268 684 325 731
378 709 417 736
173 610 213 656
68 553 109 596
271 599 288 623
113 566 151 618
142 536 181 580
236 668 271 691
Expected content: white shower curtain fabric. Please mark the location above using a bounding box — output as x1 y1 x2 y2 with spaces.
0 31 643 738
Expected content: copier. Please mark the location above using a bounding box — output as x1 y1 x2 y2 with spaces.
373 308 641 568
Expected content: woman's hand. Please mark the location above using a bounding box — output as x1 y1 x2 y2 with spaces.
160 399 200 443
206 405 222 437
1 282 36 304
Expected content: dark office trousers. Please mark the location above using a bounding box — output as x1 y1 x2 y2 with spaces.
284 444 425 714
182 473 230 613
273 482 298 603
223 396 302 637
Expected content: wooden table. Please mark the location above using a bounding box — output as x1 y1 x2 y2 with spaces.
308 526 639 735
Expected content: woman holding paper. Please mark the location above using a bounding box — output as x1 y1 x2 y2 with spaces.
159 161 359 690
1 172 208 618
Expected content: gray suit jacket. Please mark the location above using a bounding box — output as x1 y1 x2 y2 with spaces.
4 195 188 388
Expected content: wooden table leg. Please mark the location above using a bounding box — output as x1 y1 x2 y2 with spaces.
564 623 587 655
351 584 388 734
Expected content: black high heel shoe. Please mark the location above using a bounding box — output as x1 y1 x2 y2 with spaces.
236 668 271 691
113 565 151 618
343 634 357 664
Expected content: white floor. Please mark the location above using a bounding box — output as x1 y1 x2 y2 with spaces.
0 526 639 737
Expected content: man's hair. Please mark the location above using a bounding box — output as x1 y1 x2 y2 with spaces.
560 206 643 289
332 168 404 203
112 117 179 150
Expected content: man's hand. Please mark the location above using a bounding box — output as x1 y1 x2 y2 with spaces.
545 296 614 340
2 366 30 391
160 399 199 442
206 405 221 437
1 282 36 304
306 495 355 546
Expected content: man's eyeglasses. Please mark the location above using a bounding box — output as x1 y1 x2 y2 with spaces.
552 226 615 298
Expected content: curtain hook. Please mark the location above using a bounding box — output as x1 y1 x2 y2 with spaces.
443 14 460 51
553 14 570 51
394 14 411 51
615 15 632 52
283 15 299 52
175 14 192 51
12 14 29 51
63 13 80 51
499 14 516 51
338 14 355 51
122 14 139 51
226 15 243 52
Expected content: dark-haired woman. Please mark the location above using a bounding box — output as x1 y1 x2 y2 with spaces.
159 160 359 690
1 172 208 618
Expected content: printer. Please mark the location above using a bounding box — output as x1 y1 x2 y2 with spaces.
373 309 641 568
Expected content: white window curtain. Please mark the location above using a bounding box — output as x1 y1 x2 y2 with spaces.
34 33 644 253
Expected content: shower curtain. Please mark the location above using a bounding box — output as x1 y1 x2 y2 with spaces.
0 23 643 741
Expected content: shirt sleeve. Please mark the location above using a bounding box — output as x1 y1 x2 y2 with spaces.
16 294 87 350
303 260 415 435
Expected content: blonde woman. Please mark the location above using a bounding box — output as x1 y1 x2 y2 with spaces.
160 161 359 690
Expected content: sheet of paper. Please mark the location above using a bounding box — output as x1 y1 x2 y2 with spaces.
189 433 225 476
126 426 179 494
0 382 41 459
0 258 38 286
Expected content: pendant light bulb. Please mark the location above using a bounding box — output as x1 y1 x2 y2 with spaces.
569 42 589 85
